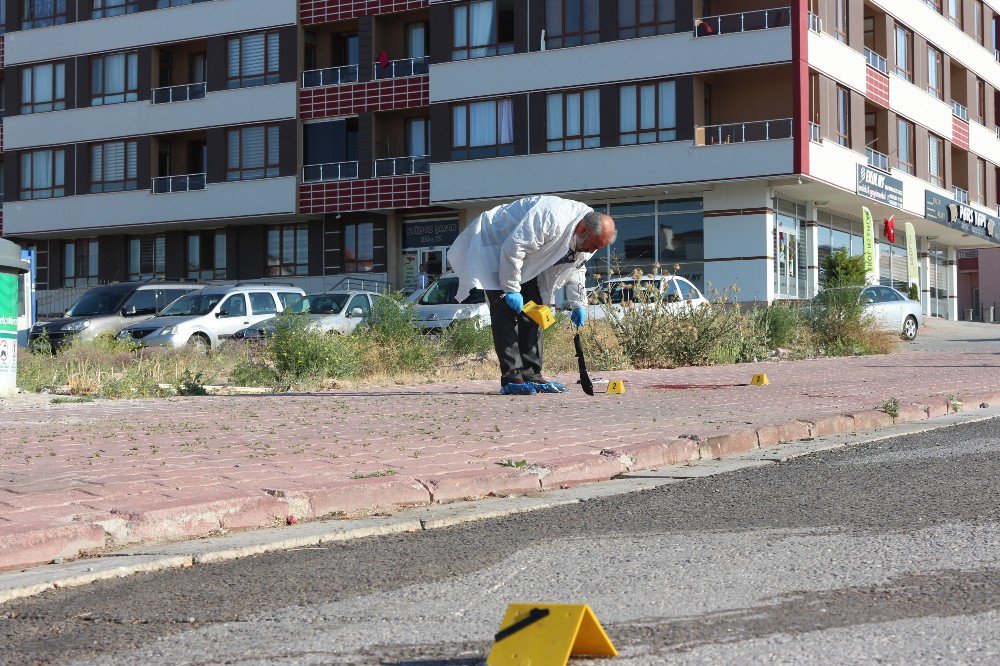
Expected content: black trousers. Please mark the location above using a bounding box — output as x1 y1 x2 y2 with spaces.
486 278 544 387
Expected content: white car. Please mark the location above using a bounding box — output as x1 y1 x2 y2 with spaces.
412 273 490 331
118 284 305 350
586 275 708 321
813 285 924 340
233 291 383 339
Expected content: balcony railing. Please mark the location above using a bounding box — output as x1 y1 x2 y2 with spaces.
951 100 969 121
808 11 822 32
151 173 206 194
953 186 970 203
864 47 888 75
694 6 791 37
696 118 793 145
866 147 889 171
151 82 207 105
302 161 359 183
302 65 359 89
373 56 429 80
374 155 429 177
809 121 820 142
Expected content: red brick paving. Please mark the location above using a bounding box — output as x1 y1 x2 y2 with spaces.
1 350 998 570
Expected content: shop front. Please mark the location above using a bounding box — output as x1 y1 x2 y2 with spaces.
400 216 460 293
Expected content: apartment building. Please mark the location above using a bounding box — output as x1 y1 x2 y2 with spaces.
2 0 1000 320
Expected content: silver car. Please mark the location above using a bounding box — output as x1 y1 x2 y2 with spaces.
233 291 382 340
814 285 923 340
412 273 490 331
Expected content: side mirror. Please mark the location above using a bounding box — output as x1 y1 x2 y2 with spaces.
865 297 876 304
351 307 364 317
122 305 137 317
216 309 229 318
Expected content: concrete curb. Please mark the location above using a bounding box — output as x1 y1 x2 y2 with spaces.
1 388 998 574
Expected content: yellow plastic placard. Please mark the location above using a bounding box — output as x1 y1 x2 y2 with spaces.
606 380 625 394
522 301 556 330
751 373 769 386
487 603 617 666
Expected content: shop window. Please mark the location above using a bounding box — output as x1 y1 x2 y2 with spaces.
128 234 166 280
63 239 99 288
451 0 515 60
266 224 308 276
344 222 374 273
546 89 600 152
451 99 514 160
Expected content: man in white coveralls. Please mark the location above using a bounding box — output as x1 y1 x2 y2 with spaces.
448 196 617 395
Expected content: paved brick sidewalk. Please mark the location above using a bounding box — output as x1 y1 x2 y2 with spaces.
1 350 998 570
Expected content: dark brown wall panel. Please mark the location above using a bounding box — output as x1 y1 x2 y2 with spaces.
528 91 546 154
137 48 153 102
514 0 529 53
137 136 152 190
278 119 297 178
358 112 374 179
63 145 77 197
206 127 227 183
278 25 299 84
75 142 90 196
98 235 128 283
599 84 619 148
236 225 266 279
48 240 64 289
165 231 185 279
429 102 450 162
528 0 544 51
359 15 374 83
4 152 19 203
372 214 387 272
206 37 227 92
4 66 19 118
513 94 528 156
308 220 324 276
675 75 694 142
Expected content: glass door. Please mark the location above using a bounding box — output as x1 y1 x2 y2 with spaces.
773 217 801 299
418 248 445 282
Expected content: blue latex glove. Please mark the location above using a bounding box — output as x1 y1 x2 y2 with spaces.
571 306 587 328
504 292 524 312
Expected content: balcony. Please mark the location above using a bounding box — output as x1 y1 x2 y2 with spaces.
303 161 359 183
866 147 889 171
951 100 969 121
694 7 791 37
152 173 207 194
152 82 207 105
809 122 820 142
808 11 822 32
302 65 359 89
953 186 970 204
374 155 429 177
373 56 429 81
695 118 793 146
864 47 888 75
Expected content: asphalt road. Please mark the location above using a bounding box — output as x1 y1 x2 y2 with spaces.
2 418 999 665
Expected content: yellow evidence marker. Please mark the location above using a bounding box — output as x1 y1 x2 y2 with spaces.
487 603 618 666
522 301 556 330
751 373 770 386
606 380 626 394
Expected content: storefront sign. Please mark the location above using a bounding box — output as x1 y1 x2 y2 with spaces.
924 190 1000 242
856 165 904 209
401 253 419 292
402 219 459 249
0 273 18 397
861 207 877 282
904 221 919 288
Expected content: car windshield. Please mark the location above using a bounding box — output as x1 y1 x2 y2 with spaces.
287 293 350 315
159 293 224 317
419 278 485 305
601 280 662 304
65 289 131 317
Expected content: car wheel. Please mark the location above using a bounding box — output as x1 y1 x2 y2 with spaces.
902 316 918 341
187 334 210 353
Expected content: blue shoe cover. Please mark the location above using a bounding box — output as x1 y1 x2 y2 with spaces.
500 382 537 395
530 381 568 393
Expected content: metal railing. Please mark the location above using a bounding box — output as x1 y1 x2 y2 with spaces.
373 55 429 80
151 81 207 104
694 6 791 37
373 155 429 177
958 249 979 259
326 276 390 294
151 173 206 194
996 49 1000 63
302 64 359 89
864 47 888 75
951 99 969 121
696 118 793 145
302 161 359 183
809 121 821 142
866 147 889 171
808 11 822 32
953 186 970 203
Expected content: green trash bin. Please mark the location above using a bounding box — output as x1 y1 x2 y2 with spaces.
0 239 30 397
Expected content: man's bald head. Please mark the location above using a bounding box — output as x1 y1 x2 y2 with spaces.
573 212 617 254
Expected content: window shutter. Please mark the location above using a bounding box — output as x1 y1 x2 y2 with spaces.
242 33 266 77
126 141 137 178
266 125 279 167
243 126 265 169
91 144 103 182
226 130 240 172
227 38 240 78
267 32 280 73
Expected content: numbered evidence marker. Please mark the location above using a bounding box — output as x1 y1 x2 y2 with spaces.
487 603 617 666
751 373 769 386
606 380 625 395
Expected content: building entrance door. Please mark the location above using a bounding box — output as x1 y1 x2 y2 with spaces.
774 219 801 299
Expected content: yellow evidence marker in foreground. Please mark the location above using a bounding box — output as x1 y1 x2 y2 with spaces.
751 373 770 386
487 603 617 666
522 301 556 330
606 380 626 394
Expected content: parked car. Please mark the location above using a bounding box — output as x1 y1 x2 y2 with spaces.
412 273 490 331
232 290 382 340
812 285 923 340
29 281 204 349
586 275 708 321
117 284 305 350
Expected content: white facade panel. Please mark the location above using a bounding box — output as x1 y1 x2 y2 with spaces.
4 177 298 236
806 30 867 91
889 75 953 140
808 139 864 193
430 28 791 102
968 120 1000 165
6 0 296 65
5 84 296 150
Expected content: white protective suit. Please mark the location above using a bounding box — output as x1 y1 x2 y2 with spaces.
448 196 594 309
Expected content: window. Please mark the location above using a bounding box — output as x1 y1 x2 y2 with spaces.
835 86 850 147
976 157 987 205
928 133 944 187
20 149 65 200
23 0 66 29
347 294 371 316
227 31 280 89
266 224 308 276
946 0 962 27
128 235 166 280
895 24 913 82
896 118 915 174
451 99 514 160
123 290 158 316
977 78 986 123
451 0 515 60
975 0 985 44
278 292 301 308
249 292 278 315
618 0 675 39
619 80 676 144
927 46 943 100
20 62 66 114
407 117 430 156
91 140 138 193
227 125 280 181
156 0 201 7
219 294 247 317
546 89 600 151
546 0 599 48
92 0 137 19
92 53 139 106
834 0 848 42
344 222 374 273
63 239 99 288
186 230 227 280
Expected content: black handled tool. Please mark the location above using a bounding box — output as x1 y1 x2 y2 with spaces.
574 332 595 396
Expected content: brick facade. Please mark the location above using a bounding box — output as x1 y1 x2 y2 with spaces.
300 0 428 24
300 174 430 214
301 76 429 119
